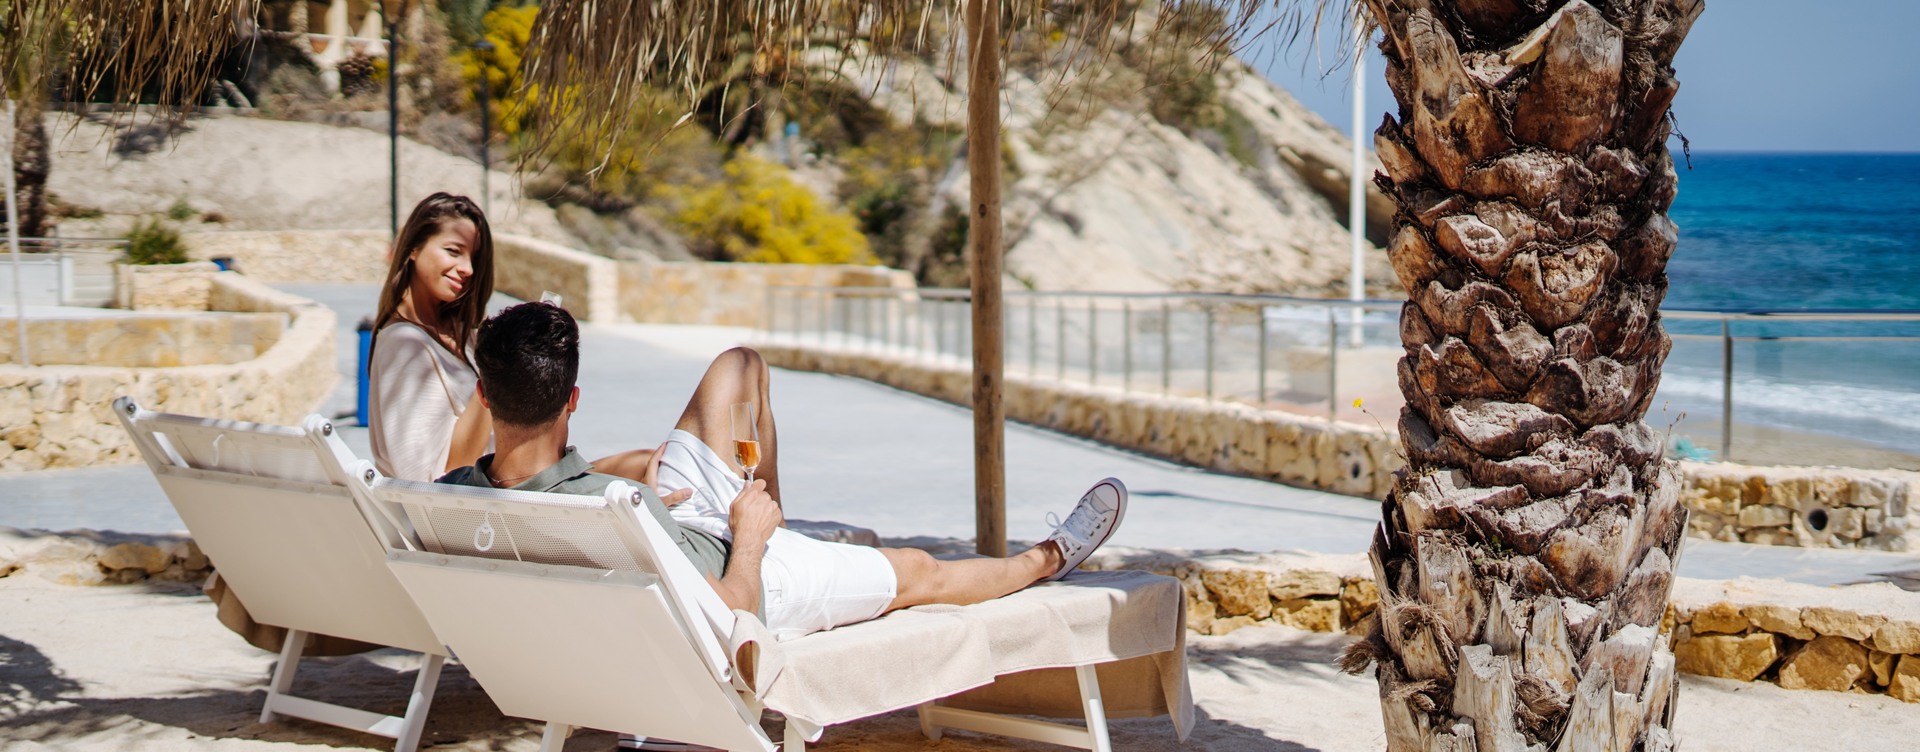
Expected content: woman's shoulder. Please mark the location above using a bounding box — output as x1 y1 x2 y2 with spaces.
377 320 434 342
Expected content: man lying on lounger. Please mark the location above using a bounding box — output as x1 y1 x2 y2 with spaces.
438 301 1128 641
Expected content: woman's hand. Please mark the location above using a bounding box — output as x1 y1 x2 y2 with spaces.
443 385 494 473
657 487 694 507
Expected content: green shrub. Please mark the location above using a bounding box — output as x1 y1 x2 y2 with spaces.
125 219 190 265
165 199 195 222
837 121 957 270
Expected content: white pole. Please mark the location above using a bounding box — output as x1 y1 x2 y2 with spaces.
4 100 27 367
1347 34 1368 350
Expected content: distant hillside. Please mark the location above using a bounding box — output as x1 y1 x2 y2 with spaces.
47 4 1395 298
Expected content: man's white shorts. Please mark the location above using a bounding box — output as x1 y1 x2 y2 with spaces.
654 429 897 640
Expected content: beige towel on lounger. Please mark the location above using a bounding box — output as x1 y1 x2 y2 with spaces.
744 568 1193 738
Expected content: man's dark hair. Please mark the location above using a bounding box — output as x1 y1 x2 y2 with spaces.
474 302 580 427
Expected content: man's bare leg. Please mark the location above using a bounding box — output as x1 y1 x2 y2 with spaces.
876 543 1065 612
593 347 781 501
670 346 781 501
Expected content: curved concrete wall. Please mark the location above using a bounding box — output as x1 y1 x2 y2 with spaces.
0 269 336 471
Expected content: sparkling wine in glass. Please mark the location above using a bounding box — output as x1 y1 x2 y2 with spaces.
731 402 761 482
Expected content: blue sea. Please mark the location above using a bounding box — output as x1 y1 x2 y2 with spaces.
1657 152 1920 459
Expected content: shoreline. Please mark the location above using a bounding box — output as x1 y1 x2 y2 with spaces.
1257 381 1920 473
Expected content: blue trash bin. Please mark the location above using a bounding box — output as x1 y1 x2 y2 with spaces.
355 317 375 426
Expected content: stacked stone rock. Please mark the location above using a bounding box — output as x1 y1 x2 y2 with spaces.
1667 578 1920 702
0 530 214 586
1682 465 1914 550
1081 549 1382 637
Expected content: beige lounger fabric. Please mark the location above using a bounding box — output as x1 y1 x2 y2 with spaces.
744 567 1193 737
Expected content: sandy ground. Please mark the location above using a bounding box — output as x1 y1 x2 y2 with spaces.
3 576 1916 751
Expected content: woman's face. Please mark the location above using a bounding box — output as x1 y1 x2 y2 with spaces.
408 218 479 305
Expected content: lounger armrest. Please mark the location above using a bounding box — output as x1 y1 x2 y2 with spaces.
726 609 785 699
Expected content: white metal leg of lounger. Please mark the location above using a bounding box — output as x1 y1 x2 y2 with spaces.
260 628 446 752
914 664 1113 752
539 722 572 752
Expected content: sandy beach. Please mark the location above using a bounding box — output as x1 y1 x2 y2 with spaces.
3 575 1916 751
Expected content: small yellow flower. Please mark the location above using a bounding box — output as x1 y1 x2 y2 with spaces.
1352 398 1364 408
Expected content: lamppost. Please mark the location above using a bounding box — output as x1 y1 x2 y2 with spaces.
474 39 493 217
386 4 403 238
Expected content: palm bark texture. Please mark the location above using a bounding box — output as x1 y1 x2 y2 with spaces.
1339 1 1704 750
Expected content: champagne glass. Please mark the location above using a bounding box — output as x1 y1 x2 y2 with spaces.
731 402 761 482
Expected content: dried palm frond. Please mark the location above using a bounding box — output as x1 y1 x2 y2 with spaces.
1 0 256 120
518 0 1367 173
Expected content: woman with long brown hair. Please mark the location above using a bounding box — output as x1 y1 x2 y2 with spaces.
367 192 497 481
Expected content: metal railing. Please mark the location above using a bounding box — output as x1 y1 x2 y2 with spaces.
2 237 128 308
761 286 1920 470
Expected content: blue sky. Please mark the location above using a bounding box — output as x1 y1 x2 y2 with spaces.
1240 1 1920 153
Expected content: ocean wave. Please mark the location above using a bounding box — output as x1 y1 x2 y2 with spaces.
1653 370 1920 447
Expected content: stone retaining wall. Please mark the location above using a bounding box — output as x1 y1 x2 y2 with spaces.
115 261 222 311
170 228 917 327
1680 462 1917 551
759 343 1919 552
181 230 390 283
0 270 337 471
0 312 285 367
492 233 623 324
1075 547 1920 703
1667 577 1920 701
493 232 914 327
621 260 912 327
757 344 1402 499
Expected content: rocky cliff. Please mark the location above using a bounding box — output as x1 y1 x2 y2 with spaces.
837 50 1395 296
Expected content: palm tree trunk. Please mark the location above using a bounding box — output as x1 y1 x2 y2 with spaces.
1344 2 1704 750
5 103 45 238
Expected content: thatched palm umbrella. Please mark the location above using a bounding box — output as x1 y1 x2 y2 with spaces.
83 2 1704 748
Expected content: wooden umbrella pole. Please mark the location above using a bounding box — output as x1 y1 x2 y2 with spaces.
965 0 1005 557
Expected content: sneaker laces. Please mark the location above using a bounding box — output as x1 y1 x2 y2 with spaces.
1046 502 1105 552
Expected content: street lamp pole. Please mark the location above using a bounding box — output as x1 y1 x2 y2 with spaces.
475 39 493 217
387 11 400 238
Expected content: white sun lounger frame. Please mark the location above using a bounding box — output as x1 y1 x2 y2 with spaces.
371 477 1122 752
114 398 446 752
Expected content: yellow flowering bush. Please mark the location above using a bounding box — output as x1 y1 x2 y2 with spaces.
455 4 539 138
665 156 873 265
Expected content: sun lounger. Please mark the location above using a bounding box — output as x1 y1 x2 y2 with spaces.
113 398 447 752
372 476 1193 752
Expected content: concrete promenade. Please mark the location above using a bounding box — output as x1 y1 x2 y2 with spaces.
3 282 1916 586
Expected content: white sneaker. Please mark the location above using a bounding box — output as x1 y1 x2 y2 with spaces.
1041 478 1127 582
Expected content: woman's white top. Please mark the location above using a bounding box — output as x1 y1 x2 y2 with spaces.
368 321 479 482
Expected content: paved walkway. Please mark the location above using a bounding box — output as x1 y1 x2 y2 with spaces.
4 282 1917 587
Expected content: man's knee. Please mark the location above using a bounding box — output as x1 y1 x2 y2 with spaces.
882 547 940 602
717 346 766 374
